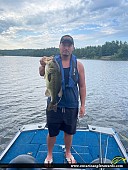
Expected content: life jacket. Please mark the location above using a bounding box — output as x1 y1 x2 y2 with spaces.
54 54 79 90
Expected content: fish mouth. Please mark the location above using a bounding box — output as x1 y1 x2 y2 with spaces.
43 56 54 64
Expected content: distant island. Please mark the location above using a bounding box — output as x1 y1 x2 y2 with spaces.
0 40 128 60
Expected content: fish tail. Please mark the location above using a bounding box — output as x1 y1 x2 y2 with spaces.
47 102 57 112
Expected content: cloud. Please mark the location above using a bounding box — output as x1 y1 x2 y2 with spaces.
89 0 121 11
0 0 128 49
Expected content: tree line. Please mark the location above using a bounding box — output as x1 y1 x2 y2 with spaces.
0 40 128 60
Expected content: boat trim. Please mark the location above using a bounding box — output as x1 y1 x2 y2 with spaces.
113 132 128 162
20 123 47 132
0 131 21 160
88 125 115 135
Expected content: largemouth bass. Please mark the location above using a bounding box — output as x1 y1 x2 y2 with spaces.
44 56 62 112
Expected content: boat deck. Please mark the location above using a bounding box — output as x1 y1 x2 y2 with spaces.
0 124 128 169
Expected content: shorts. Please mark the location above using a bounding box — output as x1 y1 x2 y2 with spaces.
46 107 78 137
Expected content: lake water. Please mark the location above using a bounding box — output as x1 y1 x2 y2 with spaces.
0 56 128 153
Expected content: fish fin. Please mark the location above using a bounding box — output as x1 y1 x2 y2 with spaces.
58 88 62 97
47 102 57 112
45 89 50 97
48 73 51 82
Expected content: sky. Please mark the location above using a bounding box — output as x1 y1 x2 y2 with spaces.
0 0 128 49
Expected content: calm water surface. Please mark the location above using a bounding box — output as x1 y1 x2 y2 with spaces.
0 56 128 152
